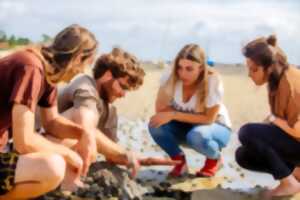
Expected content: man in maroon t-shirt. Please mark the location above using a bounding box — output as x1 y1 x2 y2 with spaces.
0 24 98 199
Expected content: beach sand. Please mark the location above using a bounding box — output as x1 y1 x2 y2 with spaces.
1 49 299 199
114 63 269 131
114 63 300 200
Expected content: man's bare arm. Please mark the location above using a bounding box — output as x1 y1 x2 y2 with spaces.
40 106 85 139
64 105 129 163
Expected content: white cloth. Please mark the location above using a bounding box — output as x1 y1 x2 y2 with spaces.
160 69 232 128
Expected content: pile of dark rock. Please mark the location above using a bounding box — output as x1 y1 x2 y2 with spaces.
37 161 149 200
36 160 192 200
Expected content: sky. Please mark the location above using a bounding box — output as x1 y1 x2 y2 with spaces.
0 0 299 64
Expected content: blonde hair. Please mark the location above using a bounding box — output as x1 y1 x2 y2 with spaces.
161 44 215 113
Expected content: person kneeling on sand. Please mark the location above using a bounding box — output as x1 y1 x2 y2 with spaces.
0 24 98 200
236 35 300 198
148 44 232 177
54 48 178 179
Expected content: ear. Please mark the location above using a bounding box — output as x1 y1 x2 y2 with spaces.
104 70 113 79
99 70 114 83
72 53 83 66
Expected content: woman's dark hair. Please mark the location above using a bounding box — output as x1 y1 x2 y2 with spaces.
242 35 289 91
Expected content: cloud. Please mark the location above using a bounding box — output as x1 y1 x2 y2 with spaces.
0 0 299 63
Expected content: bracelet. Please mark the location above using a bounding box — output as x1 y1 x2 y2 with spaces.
269 114 276 122
173 111 177 118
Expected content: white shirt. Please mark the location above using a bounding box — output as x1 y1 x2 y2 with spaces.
160 69 232 128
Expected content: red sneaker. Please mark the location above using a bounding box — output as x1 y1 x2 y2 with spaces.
169 154 188 177
196 158 221 177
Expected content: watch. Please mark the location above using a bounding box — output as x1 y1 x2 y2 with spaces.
269 114 276 122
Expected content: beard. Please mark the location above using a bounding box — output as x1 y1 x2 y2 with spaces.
100 86 110 103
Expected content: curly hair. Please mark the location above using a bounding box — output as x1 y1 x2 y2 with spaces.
93 48 145 90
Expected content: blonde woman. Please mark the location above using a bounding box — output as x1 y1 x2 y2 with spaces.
149 44 232 177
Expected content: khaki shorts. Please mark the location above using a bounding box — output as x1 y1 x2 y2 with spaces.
0 152 18 195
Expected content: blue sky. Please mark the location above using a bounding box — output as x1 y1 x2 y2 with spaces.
0 0 299 64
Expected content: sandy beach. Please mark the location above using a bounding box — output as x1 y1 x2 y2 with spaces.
114 63 300 200
114 62 269 131
1 50 299 200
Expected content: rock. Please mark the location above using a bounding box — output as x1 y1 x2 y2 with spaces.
37 161 147 200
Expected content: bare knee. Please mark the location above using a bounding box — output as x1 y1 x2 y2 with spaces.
8 153 67 198
45 154 66 184
38 154 66 190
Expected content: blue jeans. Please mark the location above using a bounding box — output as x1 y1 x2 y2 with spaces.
148 121 231 159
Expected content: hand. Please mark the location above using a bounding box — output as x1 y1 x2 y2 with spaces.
125 151 141 178
149 112 174 128
64 149 83 176
61 158 85 192
75 132 97 176
61 178 85 192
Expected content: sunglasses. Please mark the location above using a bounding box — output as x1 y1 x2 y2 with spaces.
116 79 130 90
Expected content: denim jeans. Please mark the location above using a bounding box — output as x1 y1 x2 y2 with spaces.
148 120 231 159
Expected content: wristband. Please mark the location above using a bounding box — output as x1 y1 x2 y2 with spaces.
173 111 177 118
269 114 276 122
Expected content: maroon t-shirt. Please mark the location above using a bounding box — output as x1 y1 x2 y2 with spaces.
0 50 57 151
